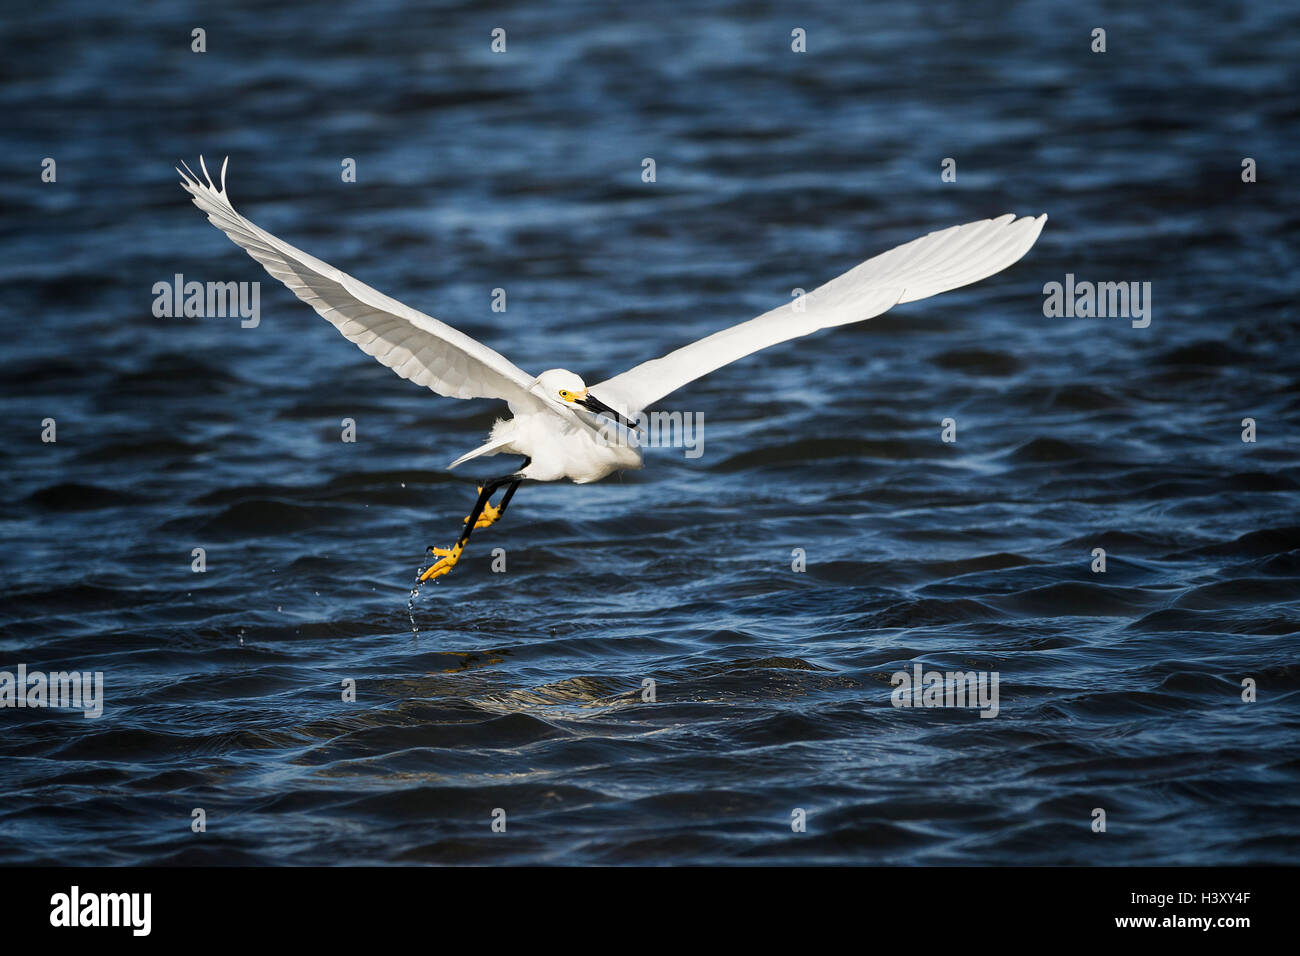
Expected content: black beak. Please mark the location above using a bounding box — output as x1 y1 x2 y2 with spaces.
579 393 638 430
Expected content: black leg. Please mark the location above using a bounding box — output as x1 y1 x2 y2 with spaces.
456 475 514 548
491 459 528 522
494 479 522 520
421 473 522 581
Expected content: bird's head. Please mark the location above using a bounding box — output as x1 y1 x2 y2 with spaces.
534 369 636 428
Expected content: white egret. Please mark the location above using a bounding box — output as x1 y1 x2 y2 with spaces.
178 157 1045 580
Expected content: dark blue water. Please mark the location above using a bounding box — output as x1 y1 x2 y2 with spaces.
2 0 1298 864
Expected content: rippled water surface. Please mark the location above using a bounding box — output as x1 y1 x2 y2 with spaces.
2 0 1299 864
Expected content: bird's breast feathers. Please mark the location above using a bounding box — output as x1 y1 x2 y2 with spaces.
495 414 642 483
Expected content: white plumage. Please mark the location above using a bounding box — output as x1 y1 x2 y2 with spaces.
593 212 1047 417
178 157 1045 579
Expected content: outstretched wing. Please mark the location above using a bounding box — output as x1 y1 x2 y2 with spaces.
593 213 1046 416
178 157 545 414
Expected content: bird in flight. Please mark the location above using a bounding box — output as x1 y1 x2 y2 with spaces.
178 157 1045 582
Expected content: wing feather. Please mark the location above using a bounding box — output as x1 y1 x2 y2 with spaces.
178 157 543 414
594 213 1046 416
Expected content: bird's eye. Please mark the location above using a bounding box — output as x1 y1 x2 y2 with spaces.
559 390 570 399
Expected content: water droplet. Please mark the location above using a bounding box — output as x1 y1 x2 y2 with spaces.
408 564 430 639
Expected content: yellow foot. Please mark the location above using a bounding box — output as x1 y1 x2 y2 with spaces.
465 488 502 529
420 543 464 581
